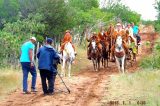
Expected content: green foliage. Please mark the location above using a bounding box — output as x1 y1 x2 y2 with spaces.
3 13 45 39
68 0 98 12
140 40 160 69
155 0 160 20
0 31 26 67
0 0 20 22
40 0 70 36
104 4 141 24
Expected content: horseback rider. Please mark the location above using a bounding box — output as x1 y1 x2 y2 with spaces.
131 22 141 45
87 32 102 60
110 23 129 61
60 30 76 55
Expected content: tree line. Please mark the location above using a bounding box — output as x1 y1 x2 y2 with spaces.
0 0 141 67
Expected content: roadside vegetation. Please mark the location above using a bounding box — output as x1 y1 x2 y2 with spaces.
1 0 160 103
103 71 160 106
0 68 21 100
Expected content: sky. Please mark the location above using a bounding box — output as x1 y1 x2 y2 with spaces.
121 0 158 20
99 0 158 21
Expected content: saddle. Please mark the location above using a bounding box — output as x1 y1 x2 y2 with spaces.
115 51 125 58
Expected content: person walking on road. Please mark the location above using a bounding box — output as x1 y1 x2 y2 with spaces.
37 38 60 95
20 37 37 94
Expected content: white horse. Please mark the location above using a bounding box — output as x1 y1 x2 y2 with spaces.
115 36 126 73
61 42 75 77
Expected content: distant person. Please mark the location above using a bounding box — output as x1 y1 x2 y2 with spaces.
131 22 141 45
126 23 136 43
37 38 60 95
20 37 37 94
115 22 123 32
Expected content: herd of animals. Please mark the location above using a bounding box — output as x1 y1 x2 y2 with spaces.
60 22 141 77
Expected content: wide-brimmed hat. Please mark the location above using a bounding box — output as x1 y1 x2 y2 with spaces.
65 30 70 33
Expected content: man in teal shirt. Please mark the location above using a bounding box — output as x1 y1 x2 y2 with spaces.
20 37 37 94
131 22 141 45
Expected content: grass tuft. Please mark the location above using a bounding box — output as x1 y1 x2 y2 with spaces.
0 68 21 100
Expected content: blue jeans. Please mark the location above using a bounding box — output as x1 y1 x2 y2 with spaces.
21 62 37 92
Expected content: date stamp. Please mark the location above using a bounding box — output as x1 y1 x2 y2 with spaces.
107 100 146 105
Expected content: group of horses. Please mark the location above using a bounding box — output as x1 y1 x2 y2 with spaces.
88 26 138 73
60 26 139 77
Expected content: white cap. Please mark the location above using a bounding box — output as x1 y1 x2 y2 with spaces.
30 37 36 41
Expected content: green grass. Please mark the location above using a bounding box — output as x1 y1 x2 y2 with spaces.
102 70 160 106
0 68 21 100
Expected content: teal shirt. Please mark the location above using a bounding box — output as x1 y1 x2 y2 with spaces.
133 26 139 34
20 41 35 62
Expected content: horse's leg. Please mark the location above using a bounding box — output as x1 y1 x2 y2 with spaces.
61 58 66 77
95 58 98 71
101 58 104 68
115 57 121 73
103 58 106 68
92 58 96 71
98 58 100 71
107 57 109 67
121 56 125 74
68 61 71 77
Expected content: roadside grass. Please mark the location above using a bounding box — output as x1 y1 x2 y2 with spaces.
103 70 160 106
0 68 21 100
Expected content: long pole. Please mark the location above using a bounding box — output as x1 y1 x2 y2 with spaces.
57 72 71 94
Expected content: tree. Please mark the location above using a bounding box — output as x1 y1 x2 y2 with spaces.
104 4 141 24
155 0 160 20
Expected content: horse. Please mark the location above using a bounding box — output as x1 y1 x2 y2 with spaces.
61 42 75 77
101 40 109 68
90 40 101 71
114 36 126 73
98 32 109 68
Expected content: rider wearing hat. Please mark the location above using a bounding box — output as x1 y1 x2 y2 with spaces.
60 30 76 54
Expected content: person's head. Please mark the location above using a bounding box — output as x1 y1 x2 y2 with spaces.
131 22 134 27
65 30 70 33
127 23 131 28
46 38 53 45
30 37 36 44
93 32 97 36
116 23 122 31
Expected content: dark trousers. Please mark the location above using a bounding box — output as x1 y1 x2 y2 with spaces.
39 69 56 94
21 62 37 92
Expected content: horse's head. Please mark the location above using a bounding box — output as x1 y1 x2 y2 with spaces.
116 36 123 51
91 40 97 54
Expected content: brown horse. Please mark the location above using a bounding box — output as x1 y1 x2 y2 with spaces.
89 40 101 71
98 32 109 68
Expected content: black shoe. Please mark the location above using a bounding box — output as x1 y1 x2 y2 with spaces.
48 92 54 95
43 93 48 96
31 89 38 92
23 91 31 94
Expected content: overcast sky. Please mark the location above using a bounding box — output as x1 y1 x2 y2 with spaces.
99 0 158 21
121 0 158 21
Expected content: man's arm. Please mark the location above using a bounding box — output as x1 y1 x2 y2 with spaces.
37 49 40 59
29 49 33 62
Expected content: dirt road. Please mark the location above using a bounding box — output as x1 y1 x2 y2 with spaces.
0 33 157 106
